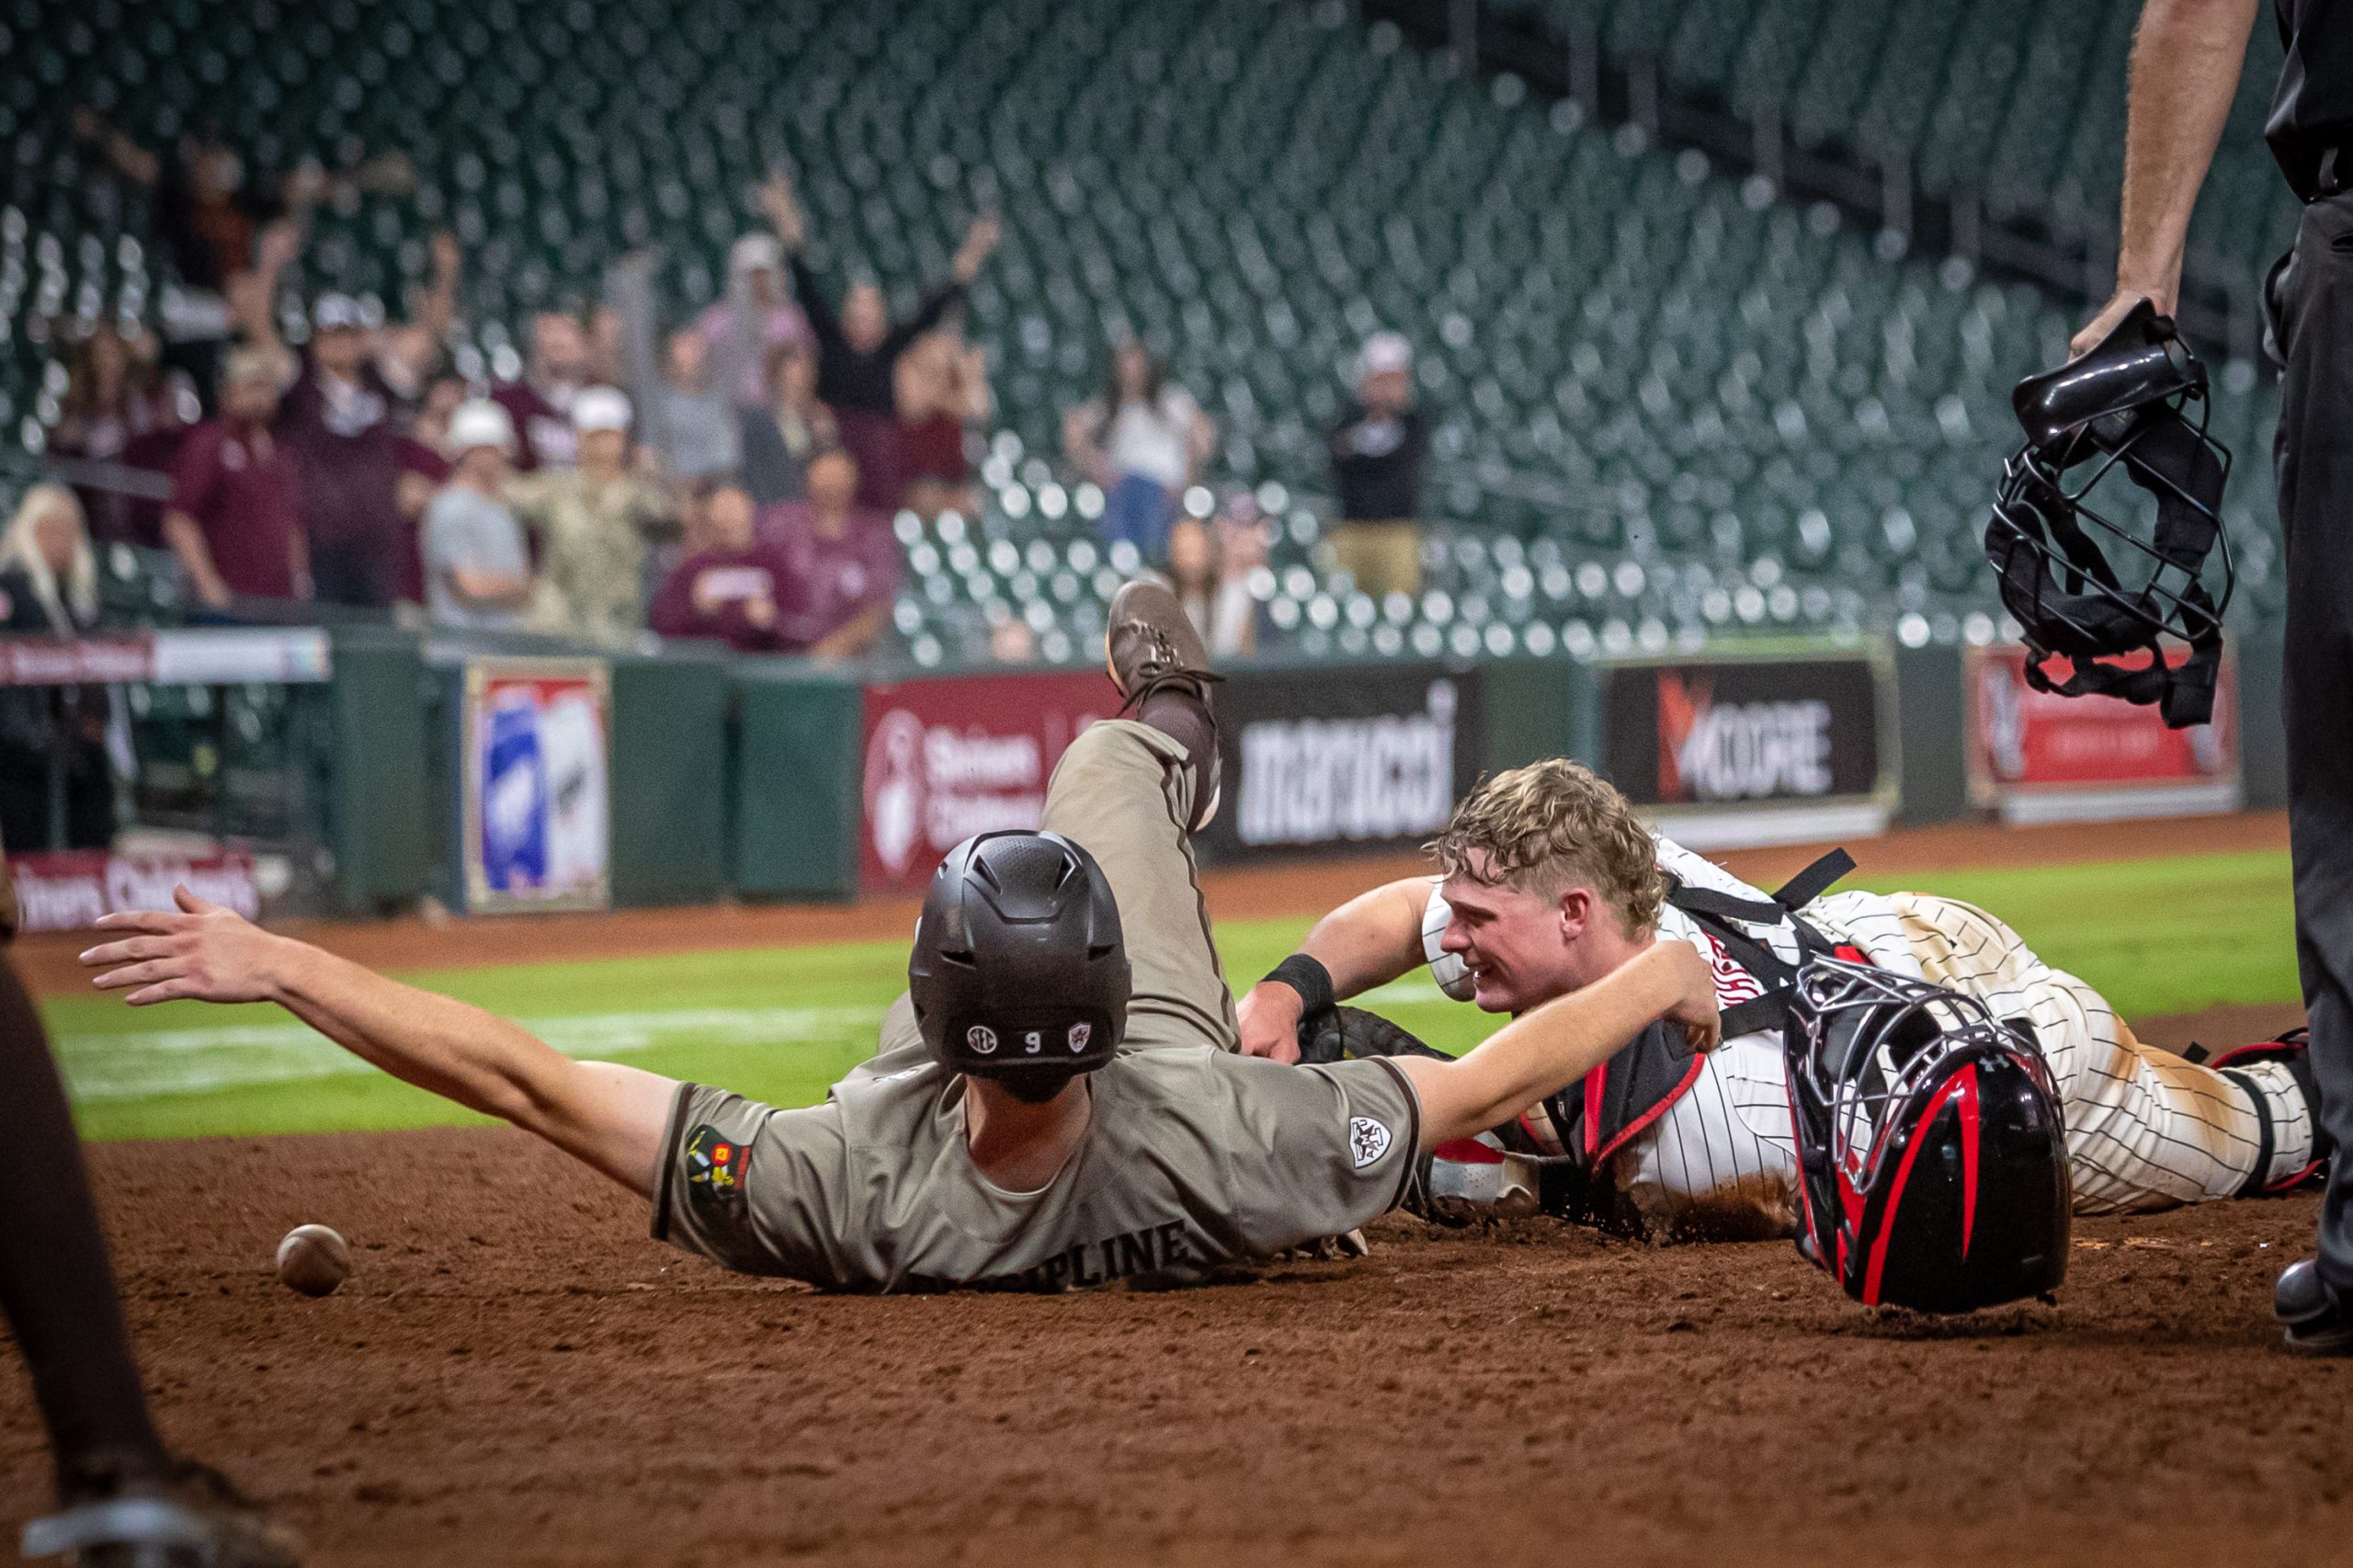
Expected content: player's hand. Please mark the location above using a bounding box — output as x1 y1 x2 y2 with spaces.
2070 285 2165 359
1235 980 1304 1063
80 886 288 1006
1654 941 1722 1054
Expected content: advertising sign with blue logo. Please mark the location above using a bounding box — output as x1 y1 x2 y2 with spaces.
461 657 611 914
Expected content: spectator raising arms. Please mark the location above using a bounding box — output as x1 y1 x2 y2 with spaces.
766 171 998 513
740 341 838 506
701 227 810 408
0 487 119 852
511 387 671 648
1326 331 1430 601
608 252 741 492
492 311 594 472
760 446 900 660
649 483 789 653
46 322 186 549
1063 341 1213 563
163 348 307 611
896 325 990 522
424 402 532 631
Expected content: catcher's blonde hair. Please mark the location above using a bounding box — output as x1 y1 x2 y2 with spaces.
1429 759 1666 936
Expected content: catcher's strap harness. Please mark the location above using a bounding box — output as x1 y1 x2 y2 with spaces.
1663 847 1859 1039
2184 1027 2332 1197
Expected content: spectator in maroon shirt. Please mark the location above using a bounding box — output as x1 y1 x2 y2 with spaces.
648 484 790 653
47 323 186 549
163 348 307 608
759 448 900 660
272 294 412 609
492 311 594 472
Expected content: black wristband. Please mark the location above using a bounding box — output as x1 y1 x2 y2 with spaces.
1264 954 1336 1018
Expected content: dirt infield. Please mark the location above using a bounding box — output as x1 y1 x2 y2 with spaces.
9 809 2292 996
2 1119 2345 1568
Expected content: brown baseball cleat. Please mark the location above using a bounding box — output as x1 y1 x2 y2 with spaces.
1105 580 1220 708
1104 580 1223 831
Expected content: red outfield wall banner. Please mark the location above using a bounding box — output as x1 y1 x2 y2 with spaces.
1965 642 2241 824
8 850 260 933
859 671 1116 894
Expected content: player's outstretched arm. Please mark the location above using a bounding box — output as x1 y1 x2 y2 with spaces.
81 889 676 1199
1390 941 1719 1153
1237 876 1435 1061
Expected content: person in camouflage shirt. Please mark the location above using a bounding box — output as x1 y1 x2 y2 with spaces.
511 386 672 647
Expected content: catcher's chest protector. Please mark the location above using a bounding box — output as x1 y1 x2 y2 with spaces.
1784 960 2072 1313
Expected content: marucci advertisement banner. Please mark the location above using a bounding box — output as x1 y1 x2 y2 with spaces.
859 670 1116 894
1965 642 2240 824
1197 662 1483 864
1597 649 1893 848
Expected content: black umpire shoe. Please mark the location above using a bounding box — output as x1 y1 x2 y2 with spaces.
1105 580 1222 832
2276 1256 2353 1357
22 1455 302 1566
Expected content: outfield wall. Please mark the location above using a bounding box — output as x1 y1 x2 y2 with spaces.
0 622 2283 923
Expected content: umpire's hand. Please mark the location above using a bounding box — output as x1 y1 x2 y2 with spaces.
80 887 288 1006
1235 981 1304 1063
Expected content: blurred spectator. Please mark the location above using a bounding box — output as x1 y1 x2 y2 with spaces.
272 294 413 609
897 326 990 521
390 374 468 604
374 230 462 417
701 204 811 406
1326 332 1429 601
163 348 306 609
649 484 790 653
71 112 409 411
512 387 671 648
759 448 900 659
492 311 594 472
1169 490 1265 659
609 254 741 489
424 402 531 631
739 341 837 506
768 173 998 513
1063 342 1213 562
988 615 1037 665
47 323 185 549
0 487 119 851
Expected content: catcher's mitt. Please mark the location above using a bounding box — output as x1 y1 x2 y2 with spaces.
1293 1005 1452 1065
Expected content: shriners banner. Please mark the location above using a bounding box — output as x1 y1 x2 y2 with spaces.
1597 648 1893 847
1198 661 1484 864
858 671 1114 894
1965 642 2240 824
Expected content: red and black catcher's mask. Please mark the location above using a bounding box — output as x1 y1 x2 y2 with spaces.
1783 958 2070 1314
1984 300 2233 730
908 831 1130 1094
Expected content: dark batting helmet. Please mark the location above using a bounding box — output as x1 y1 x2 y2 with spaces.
1984 300 2233 729
1783 957 2070 1314
907 830 1130 1091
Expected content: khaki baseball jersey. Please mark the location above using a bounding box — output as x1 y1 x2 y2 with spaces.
651 1000 1421 1292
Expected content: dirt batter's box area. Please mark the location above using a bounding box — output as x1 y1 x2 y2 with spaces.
5 812 2346 1567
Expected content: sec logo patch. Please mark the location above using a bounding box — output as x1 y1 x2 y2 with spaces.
1348 1117 1392 1170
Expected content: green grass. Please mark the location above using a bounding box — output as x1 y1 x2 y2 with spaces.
51 846 2296 1142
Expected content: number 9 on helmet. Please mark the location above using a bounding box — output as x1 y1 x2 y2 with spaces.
907 831 1131 1100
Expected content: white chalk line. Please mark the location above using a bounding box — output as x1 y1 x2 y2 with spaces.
55 1004 885 1102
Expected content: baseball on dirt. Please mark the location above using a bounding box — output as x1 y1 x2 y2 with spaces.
275 1224 352 1297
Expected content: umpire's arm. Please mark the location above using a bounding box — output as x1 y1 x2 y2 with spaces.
1386 941 1719 1152
1237 876 1435 1062
82 888 678 1199
2073 0 2262 356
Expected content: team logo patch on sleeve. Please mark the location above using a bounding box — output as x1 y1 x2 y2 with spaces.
683 1124 751 1201
1348 1117 1393 1170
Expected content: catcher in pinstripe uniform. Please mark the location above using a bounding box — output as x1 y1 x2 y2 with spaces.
1238 758 2326 1244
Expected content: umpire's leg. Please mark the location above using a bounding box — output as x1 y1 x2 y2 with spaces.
1040 718 1237 1052
2270 191 2353 1337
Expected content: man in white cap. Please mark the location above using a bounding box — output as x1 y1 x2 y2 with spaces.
1326 330 1431 602
509 385 672 646
423 400 532 631
701 219 811 408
